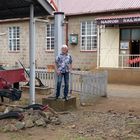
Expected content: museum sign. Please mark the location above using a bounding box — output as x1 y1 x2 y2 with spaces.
96 16 140 25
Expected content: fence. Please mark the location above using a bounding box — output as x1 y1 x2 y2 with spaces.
119 54 140 68
100 54 140 69
25 69 108 103
79 71 107 103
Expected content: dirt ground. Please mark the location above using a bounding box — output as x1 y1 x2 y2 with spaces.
0 84 140 140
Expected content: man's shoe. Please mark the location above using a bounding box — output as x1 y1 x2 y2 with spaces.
63 96 68 101
55 96 59 100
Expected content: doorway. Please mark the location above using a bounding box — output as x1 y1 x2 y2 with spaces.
130 40 140 67
130 40 140 55
120 29 140 67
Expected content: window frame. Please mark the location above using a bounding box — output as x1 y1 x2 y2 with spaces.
80 21 97 51
8 26 20 52
46 23 55 51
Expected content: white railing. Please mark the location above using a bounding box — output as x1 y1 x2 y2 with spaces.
119 54 140 68
80 71 107 103
99 54 140 69
24 69 107 94
23 69 108 103
35 69 55 88
24 68 55 88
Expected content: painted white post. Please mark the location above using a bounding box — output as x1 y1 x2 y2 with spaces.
54 12 64 97
54 12 64 56
29 4 36 104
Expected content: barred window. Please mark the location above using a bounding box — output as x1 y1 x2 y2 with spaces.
8 26 20 51
46 23 54 51
80 21 97 51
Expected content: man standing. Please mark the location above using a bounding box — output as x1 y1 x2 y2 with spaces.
55 45 72 101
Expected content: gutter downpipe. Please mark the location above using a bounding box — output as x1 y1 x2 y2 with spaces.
65 17 69 45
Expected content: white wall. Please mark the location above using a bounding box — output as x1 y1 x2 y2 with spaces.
100 28 119 68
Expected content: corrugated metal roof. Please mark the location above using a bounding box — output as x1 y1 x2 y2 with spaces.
60 0 140 15
96 13 140 20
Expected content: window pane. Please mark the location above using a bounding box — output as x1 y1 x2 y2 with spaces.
92 23 97 35
121 29 131 40
131 29 140 40
92 36 97 49
17 39 20 50
81 22 86 35
47 38 51 50
87 22 91 35
87 36 91 46
81 37 86 46
51 24 54 36
9 40 12 50
51 37 54 49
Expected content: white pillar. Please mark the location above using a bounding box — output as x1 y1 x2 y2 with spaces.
29 4 36 104
54 12 64 97
54 12 64 56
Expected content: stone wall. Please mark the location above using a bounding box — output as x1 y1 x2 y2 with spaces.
0 21 29 67
67 16 97 70
0 15 97 70
99 68 140 85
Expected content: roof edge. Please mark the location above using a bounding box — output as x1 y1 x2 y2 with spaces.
37 0 55 14
65 7 140 16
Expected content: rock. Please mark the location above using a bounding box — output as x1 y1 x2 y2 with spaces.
15 121 25 130
78 130 84 134
71 124 76 129
80 103 86 106
26 108 34 115
25 118 34 128
68 124 76 129
35 118 46 127
4 124 18 132
43 117 50 124
30 114 41 122
50 117 61 125
44 111 54 119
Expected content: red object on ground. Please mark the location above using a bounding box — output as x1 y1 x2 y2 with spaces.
0 68 26 89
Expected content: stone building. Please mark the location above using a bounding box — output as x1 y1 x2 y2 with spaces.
1 0 140 84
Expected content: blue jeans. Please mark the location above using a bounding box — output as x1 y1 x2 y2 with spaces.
56 72 69 98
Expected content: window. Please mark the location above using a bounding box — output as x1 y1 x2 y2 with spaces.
46 23 54 51
131 29 140 40
8 26 20 51
120 29 131 40
120 29 140 41
80 21 97 51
